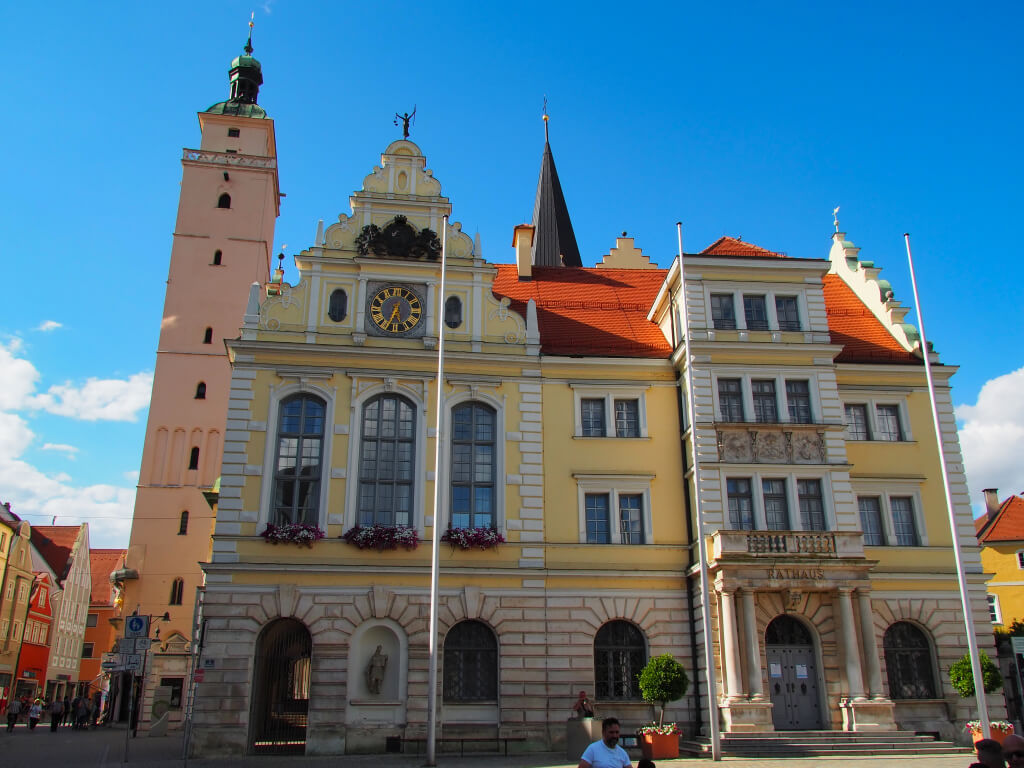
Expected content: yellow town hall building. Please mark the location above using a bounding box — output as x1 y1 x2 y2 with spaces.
120 39 999 756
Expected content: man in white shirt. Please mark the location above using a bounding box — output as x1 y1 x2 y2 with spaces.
579 717 632 768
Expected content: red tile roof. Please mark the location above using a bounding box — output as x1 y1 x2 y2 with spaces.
978 495 1024 543
492 266 672 358
701 236 787 258
822 275 920 365
30 525 82 581
89 549 126 605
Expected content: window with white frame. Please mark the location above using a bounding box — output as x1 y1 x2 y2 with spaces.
775 296 801 330
786 380 812 423
752 380 778 423
797 479 826 530
358 394 416 526
272 394 326 526
573 388 648 438
449 402 496 530
890 496 919 545
718 379 744 422
727 478 755 530
1017 550 1024 569
744 295 769 330
723 472 830 531
858 496 885 545
875 404 904 441
711 294 737 329
762 478 790 530
845 404 870 440
576 476 652 544
707 287 806 332
988 594 1002 624
854 491 925 546
842 398 910 442
715 373 821 426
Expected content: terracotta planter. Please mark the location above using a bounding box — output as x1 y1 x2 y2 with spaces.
971 725 1014 745
640 732 680 760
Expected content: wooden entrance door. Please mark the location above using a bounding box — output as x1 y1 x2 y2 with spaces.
765 616 824 730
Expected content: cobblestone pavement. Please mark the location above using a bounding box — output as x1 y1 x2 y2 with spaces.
0 722 974 768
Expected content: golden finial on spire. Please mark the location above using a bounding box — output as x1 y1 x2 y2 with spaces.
542 95 550 143
245 12 255 54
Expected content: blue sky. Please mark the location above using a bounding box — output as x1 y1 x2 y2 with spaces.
2 1 1022 547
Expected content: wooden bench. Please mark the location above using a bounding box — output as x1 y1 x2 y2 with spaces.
398 734 527 756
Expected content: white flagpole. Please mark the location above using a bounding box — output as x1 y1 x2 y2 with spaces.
426 214 450 765
903 232 990 738
676 223 722 760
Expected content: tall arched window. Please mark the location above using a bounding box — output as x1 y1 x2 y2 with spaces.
444 296 463 328
178 510 189 535
195 381 207 399
328 289 348 322
212 250 223 265
203 327 213 344
883 622 937 699
188 447 200 470
358 394 415 527
594 620 646 700
169 578 184 606
272 395 326 526
217 193 231 209
450 402 496 530
443 620 497 702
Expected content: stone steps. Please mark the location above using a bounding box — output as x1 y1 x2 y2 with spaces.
680 730 972 757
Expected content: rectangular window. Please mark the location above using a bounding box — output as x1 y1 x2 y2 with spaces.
845 404 870 440
858 497 884 545
4 582 12 600
797 479 826 530
227 127 240 138
614 399 640 437
81 642 94 659
743 295 769 330
776 296 801 330
727 478 754 530
0 619 7 639
86 613 98 628
710 294 736 329
618 494 645 544
718 378 744 422
890 496 919 545
762 479 789 530
752 380 778 423
160 677 185 709
581 398 606 437
989 594 1002 624
17 583 27 602
786 380 812 423
1017 551 1024 569
585 494 611 543
876 405 904 441
12 621 21 642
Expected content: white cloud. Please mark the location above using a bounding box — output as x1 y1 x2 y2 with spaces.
41 443 79 459
123 469 140 483
0 339 40 410
956 366 1024 506
36 320 62 332
30 372 154 422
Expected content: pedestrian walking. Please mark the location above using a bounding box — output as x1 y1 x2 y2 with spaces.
75 696 88 730
49 698 63 733
27 700 41 730
5 697 22 732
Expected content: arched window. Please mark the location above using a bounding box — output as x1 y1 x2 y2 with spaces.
212 250 223 265
357 394 415 527
217 193 231 209
444 296 463 329
203 327 213 344
188 447 200 470
169 578 184 606
450 402 496 529
883 622 937 699
251 619 311 754
195 382 207 399
328 289 348 322
443 620 497 702
594 620 646 700
273 395 326 526
178 510 189 535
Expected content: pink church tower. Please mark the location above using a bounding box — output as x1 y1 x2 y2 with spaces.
120 32 279 725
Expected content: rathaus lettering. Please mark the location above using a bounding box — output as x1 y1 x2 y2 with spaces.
767 567 825 580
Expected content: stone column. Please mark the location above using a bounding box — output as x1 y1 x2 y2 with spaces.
856 588 885 699
837 588 866 700
740 588 764 699
720 587 745 700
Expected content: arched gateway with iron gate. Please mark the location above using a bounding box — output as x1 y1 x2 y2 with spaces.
250 618 312 754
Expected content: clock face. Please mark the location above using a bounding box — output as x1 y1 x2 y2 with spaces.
369 286 422 334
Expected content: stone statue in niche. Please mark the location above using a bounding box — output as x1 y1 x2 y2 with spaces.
366 645 389 694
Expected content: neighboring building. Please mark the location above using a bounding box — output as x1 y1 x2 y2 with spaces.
31 524 91 699
80 549 127 703
125 37 997 757
0 506 35 707
16 572 55 701
976 490 1024 629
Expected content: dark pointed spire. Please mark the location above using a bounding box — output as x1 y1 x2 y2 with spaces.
206 18 268 118
530 106 582 268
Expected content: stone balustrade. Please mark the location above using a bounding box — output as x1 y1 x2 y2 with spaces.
182 148 277 169
711 529 866 560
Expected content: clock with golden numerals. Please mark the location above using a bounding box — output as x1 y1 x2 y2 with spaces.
369 285 422 334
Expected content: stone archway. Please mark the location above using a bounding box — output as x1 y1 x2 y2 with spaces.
250 618 312 755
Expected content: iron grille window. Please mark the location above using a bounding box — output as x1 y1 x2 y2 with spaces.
614 400 640 437
727 478 754 530
586 494 611 543
876 405 904 441
358 395 415 526
797 479 826 531
450 402 496 529
752 380 778 423
858 497 884 545
581 399 606 436
273 395 325 526
443 620 497 702
762 479 789 530
775 296 801 330
786 380 812 423
711 294 736 329
845 404 870 440
594 621 646 700
619 494 644 544
718 379 744 422
744 295 769 330
890 496 919 545
883 622 936 699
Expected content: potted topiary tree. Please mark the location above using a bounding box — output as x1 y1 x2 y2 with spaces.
949 651 1010 744
637 654 689 760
